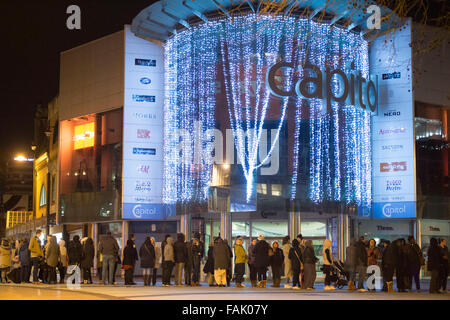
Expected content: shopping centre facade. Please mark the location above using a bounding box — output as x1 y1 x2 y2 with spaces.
7 0 450 276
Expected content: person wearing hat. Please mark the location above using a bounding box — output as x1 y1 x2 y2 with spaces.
254 234 270 288
233 237 248 288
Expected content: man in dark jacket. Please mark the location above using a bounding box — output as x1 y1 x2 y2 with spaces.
288 239 303 289
173 233 187 286
98 232 119 285
254 234 270 288
139 237 155 286
213 237 230 287
19 238 31 283
345 239 358 290
123 239 138 285
356 237 368 291
191 235 204 286
428 237 442 293
248 239 257 287
439 238 449 293
406 236 423 292
68 235 83 266
184 240 193 286
382 240 398 293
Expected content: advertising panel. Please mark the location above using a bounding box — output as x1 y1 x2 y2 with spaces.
122 25 169 219
370 19 415 219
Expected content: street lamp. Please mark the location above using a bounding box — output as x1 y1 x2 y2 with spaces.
14 155 34 162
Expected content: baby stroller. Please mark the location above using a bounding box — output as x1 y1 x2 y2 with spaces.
331 259 348 289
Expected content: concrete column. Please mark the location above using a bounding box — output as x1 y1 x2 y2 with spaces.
180 214 192 241
289 211 301 241
220 211 232 243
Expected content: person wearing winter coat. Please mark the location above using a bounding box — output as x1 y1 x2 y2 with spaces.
29 229 43 284
151 237 161 286
345 239 358 290
0 239 11 283
80 237 95 284
322 239 335 290
98 232 120 285
254 234 270 288
406 236 424 292
224 239 233 287
288 239 303 289
139 237 155 286
439 238 449 293
233 238 248 288
247 239 257 287
213 237 230 287
396 238 408 292
19 238 31 283
68 235 83 266
303 240 318 290
282 236 292 288
58 240 68 284
355 238 368 291
366 239 381 292
381 240 397 293
173 233 187 286
428 237 442 293
162 236 175 286
184 240 193 286
45 236 60 284
191 236 204 286
203 243 215 286
123 239 138 285
270 241 284 288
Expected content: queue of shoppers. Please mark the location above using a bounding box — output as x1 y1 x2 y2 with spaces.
0 230 448 294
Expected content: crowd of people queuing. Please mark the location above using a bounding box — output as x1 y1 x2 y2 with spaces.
0 229 448 294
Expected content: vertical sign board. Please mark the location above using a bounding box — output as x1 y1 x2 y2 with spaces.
122 26 166 219
370 19 416 219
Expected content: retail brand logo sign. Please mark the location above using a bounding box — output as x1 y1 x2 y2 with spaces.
380 162 407 172
139 77 151 85
135 58 156 67
382 72 401 80
372 202 415 219
267 61 378 114
132 94 155 103
137 129 151 139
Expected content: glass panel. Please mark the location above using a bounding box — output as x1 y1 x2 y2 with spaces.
271 184 282 196
39 185 46 207
232 221 250 237
301 221 326 237
251 221 287 238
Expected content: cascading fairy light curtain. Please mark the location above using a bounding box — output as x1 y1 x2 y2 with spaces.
164 14 371 210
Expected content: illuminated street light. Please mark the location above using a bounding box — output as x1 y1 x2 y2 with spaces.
14 155 34 162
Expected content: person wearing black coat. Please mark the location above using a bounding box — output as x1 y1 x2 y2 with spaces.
203 244 215 286
174 233 187 286
288 239 303 289
381 240 397 293
68 235 83 266
254 234 270 288
396 239 408 292
270 242 284 287
213 238 231 287
139 237 155 286
428 237 442 293
224 239 233 287
184 241 193 286
191 236 204 286
81 237 95 284
406 236 423 292
356 238 368 290
439 238 449 293
123 239 138 285
19 238 31 283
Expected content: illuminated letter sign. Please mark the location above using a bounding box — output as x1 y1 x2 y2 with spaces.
73 122 95 150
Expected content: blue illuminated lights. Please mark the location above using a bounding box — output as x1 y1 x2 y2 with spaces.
164 14 372 209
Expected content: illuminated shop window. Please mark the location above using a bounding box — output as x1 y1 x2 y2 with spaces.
232 221 250 237
271 184 282 196
73 122 95 150
257 184 267 195
252 222 288 238
300 221 326 237
39 185 47 207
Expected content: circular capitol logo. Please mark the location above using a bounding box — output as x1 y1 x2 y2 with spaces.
140 77 151 85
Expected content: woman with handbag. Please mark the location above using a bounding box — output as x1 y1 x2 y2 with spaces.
151 237 161 286
139 237 155 286
123 239 138 285
80 237 95 284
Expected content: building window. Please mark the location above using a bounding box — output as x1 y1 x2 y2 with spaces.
257 183 267 195
51 175 56 203
39 185 47 207
271 184 282 196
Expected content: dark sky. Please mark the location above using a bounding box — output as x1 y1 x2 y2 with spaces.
0 0 157 160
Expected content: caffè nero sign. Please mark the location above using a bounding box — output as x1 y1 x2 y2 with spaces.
267 61 378 114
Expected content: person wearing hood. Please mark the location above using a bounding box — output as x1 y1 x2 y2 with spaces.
213 237 230 287
139 237 155 286
162 236 175 286
233 237 248 288
173 233 187 286
345 239 358 290
123 239 138 285
282 236 292 288
322 239 335 290
81 237 95 284
254 234 270 288
270 241 284 288
203 242 215 286
428 237 442 293
19 238 31 283
45 236 60 284
288 239 303 289
68 235 83 266
191 235 204 286
248 239 257 287
303 240 318 290
151 237 161 286
58 240 68 284
0 239 11 283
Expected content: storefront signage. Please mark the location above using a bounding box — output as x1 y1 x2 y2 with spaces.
421 220 450 236
267 61 378 114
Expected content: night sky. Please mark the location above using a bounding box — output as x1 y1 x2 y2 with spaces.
0 0 157 160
